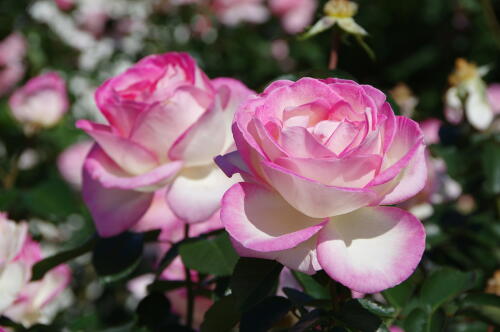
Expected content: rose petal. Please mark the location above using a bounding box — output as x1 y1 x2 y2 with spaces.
221 182 326 252
0 262 28 312
84 145 182 191
317 207 425 293
82 166 154 237
77 120 158 175
231 235 320 275
167 165 237 224
260 161 376 218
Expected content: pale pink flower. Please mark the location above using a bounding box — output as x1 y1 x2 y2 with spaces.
0 214 71 327
77 52 254 237
217 77 427 293
9 72 68 132
212 0 269 26
269 0 317 34
58 140 94 189
0 33 26 97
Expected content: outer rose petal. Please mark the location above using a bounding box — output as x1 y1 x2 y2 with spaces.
57 140 93 189
231 235 320 275
77 120 158 175
84 145 182 191
166 165 237 224
261 161 376 218
370 117 427 205
221 182 326 252
317 207 425 293
132 189 180 233
82 167 154 237
0 262 27 312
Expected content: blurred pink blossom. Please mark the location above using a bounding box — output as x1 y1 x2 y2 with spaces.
212 0 269 26
0 33 26 97
58 140 94 189
55 0 74 11
270 0 317 34
9 72 68 133
487 83 500 115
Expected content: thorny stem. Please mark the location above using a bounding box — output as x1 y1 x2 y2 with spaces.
183 223 195 329
480 0 500 49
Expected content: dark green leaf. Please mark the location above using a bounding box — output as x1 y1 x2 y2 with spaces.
230 258 283 312
240 296 292 332
31 235 96 281
179 232 238 276
420 268 479 312
357 299 397 318
458 293 500 325
289 309 324 332
336 299 382 332
92 232 144 282
200 295 240 332
292 271 329 299
382 272 418 308
404 308 427 332
147 280 185 293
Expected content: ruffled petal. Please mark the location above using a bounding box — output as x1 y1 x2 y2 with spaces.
221 182 326 252
317 207 425 293
77 120 158 175
84 145 182 191
260 161 376 218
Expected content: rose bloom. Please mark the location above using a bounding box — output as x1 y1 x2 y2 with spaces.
58 140 94 189
269 0 317 34
216 77 427 293
0 33 26 97
0 214 71 327
211 0 269 26
487 83 500 115
77 52 253 237
9 72 68 133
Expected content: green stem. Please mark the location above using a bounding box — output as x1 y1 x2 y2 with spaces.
183 224 195 329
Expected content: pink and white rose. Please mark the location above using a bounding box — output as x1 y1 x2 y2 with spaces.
0 33 26 97
269 0 317 34
217 77 427 293
487 83 500 115
9 72 68 133
0 214 71 327
77 52 253 237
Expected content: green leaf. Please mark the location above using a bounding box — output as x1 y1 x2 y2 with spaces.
292 271 329 299
336 299 382 332
136 293 172 330
31 235 96 281
200 295 241 332
403 308 427 332
240 296 292 332
230 258 283 312
92 232 144 282
420 268 479 312
357 299 397 318
458 293 500 325
179 232 238 276
382 276 416 309
481 142 500 194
